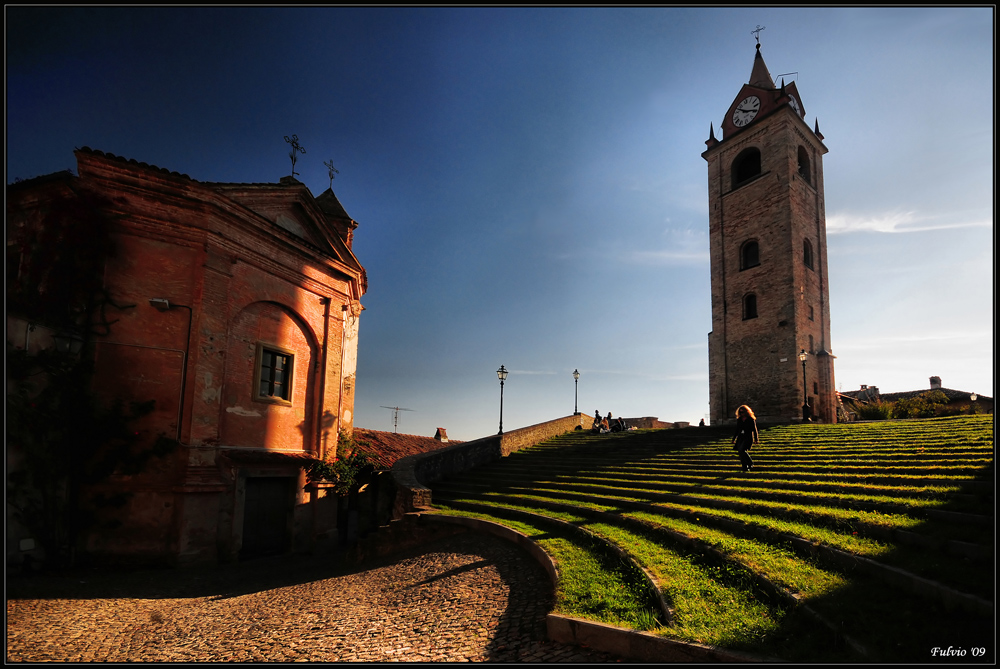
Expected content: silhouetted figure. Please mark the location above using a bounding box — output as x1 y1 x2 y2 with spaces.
699 418 706 427
592 410 606 433
732 404 759 472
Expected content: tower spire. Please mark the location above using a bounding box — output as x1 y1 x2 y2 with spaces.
749 43 776 89
706 122 718 148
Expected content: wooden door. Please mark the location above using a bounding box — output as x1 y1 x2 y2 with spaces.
241 476 292 558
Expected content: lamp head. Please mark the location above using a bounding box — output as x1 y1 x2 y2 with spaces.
53 332 84 354
497 365 508 381
573 369 580 381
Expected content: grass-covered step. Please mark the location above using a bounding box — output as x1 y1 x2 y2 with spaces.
434 480 992 608
429 501 665 632
428 415 994 662
442 472 972 524
437 476 993 561
433 499 798 656
435 491 845 605
439 463 993 544
469 470 990 520
432 494 989 662
592 463 992 488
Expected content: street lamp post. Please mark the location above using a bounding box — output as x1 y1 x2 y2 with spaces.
799 349 811 421
572 369 580 415
497 365 508 434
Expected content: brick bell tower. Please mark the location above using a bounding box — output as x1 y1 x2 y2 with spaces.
703 41 836 425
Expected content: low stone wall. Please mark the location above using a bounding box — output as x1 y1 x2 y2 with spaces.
497 414 589 456
623 416 675 429
391 414 588 519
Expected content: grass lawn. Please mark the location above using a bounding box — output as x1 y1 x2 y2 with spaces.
430 415 994 662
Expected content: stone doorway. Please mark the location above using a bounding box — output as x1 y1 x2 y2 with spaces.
240 476 293 559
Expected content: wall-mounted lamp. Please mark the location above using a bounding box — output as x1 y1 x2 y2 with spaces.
799 349 811 421
52 332 84 355
149 297 192 441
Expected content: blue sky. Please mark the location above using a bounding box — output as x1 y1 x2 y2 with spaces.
7 7 993 440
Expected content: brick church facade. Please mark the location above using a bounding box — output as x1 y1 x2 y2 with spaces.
7 148 367 566
703 44 837 425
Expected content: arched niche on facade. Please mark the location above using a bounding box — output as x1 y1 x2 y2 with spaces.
220 301 320 452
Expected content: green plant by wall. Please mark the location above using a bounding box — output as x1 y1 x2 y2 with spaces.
851 390 974 420
892 390 949 418
305 450 374 495
853 399 894 421
305 433 376 495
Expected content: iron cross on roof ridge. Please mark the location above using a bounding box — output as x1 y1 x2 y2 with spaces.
324 159 339 190
284 134 306 177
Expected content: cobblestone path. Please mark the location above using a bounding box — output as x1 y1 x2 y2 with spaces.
7 532 622 662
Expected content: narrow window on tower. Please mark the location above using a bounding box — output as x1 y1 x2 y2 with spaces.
731 148 762 188
254 343 294 404
803 239 814 270
798 146 811 185
809 305 815 321
809 334 814 353
740 240 760 270
742 294 758 320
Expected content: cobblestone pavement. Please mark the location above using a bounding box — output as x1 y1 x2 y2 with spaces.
7 532 623 662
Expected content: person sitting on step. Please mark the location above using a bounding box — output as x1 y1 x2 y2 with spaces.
592 410 604 433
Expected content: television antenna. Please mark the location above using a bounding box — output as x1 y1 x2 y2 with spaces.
380 405 415 433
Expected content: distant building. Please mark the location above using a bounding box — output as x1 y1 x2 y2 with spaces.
840 376 992 416
7 148 366 566
703 43 836 425
353 428 459 469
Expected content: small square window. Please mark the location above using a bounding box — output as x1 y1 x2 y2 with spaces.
254 344 294 404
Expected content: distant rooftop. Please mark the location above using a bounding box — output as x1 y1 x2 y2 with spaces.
354 428 461 470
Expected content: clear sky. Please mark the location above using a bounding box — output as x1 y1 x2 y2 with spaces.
7 7 993 440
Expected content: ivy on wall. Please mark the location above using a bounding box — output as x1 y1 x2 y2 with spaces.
304 434 374 495
6 185 176 569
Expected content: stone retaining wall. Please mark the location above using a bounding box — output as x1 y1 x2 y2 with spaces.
391 414 588 519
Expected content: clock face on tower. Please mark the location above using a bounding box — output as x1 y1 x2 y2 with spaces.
732 95 761 127
788 95 802 117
